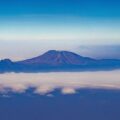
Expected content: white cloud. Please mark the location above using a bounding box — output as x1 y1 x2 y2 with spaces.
61 88 76 94
0 71 120 95
34 85 54 95
46 94 54 97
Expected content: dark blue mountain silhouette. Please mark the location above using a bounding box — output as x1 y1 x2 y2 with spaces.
0 50 120 73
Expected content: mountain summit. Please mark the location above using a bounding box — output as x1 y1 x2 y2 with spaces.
0 50 120 73
19 50 95 66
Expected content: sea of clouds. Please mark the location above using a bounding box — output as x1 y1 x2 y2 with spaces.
0 70 120 95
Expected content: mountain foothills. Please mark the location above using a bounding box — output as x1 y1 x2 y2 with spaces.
0 50 120 73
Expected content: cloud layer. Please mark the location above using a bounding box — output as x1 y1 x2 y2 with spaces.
0 71 120 95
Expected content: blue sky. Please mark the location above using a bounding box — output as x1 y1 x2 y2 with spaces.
0 0 120 41
0 0 120 60
0 0 120 18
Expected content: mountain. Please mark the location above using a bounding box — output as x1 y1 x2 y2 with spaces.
18 50 95 66
0 50 120 73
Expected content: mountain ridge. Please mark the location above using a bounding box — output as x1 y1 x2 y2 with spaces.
0 50 120 73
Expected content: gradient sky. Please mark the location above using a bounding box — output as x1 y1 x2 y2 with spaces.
0 0 120 60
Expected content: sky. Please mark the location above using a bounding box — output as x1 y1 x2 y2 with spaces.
0 0 120 60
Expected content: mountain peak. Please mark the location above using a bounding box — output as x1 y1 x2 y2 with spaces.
19 50 94 66
45 50 80 56
45 50 71 54
44 50 57 54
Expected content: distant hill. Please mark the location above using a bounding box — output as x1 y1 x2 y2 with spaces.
0 50 120 73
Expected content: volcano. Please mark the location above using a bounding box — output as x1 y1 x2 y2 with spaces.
0 50 120 73
18 50 95 66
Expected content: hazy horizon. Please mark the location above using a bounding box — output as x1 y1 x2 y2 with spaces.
0 44 120 61
0 0 120 61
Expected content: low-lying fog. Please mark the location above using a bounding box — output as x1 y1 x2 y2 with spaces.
0 71 120 95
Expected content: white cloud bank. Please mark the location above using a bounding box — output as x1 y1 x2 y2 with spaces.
0 71 120 95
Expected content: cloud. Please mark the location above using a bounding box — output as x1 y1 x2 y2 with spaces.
61 88 76 94
34 85 54 95
78 45 120 59
46 94 54 97
0 71 120 95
